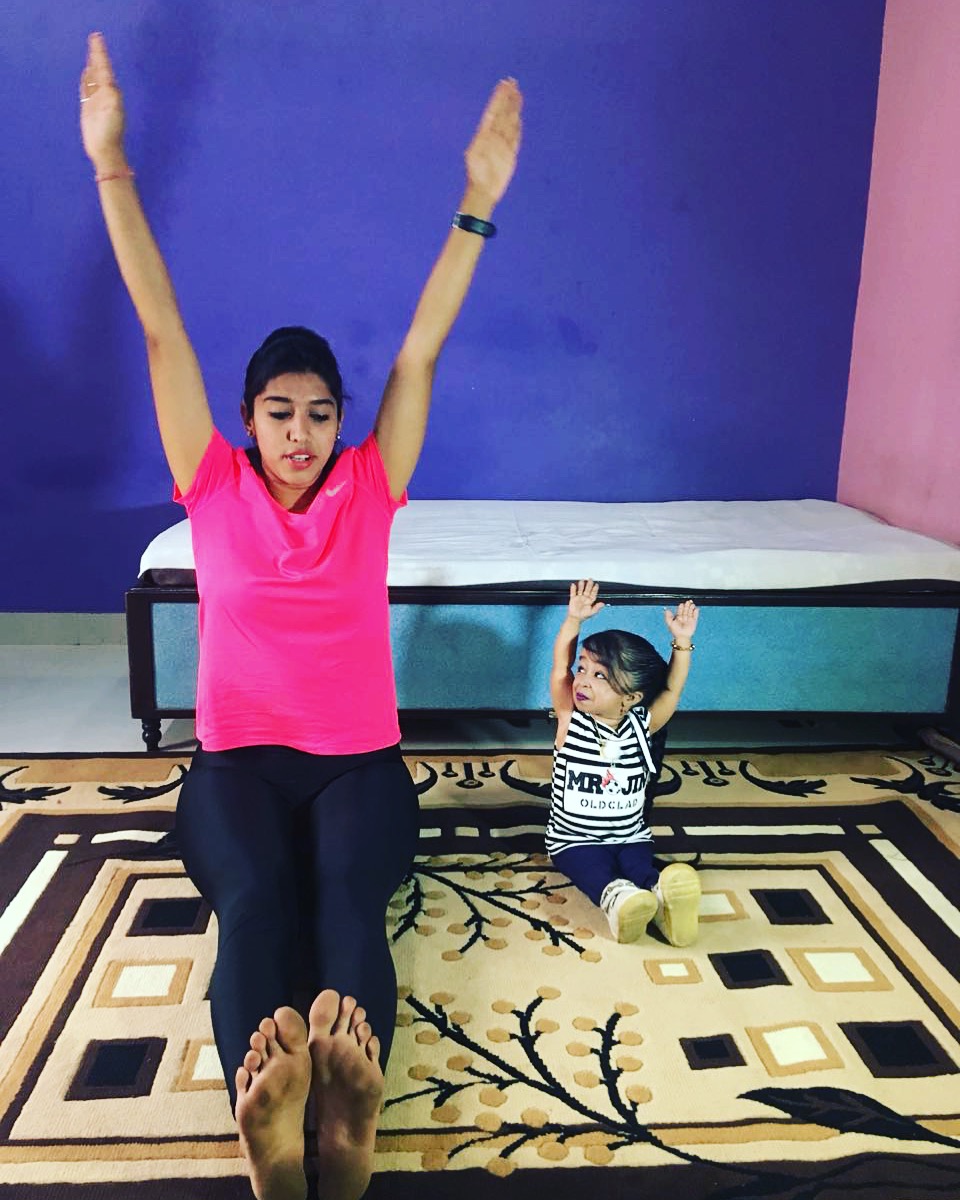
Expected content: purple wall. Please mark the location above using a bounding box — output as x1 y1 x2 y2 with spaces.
1 0 884 612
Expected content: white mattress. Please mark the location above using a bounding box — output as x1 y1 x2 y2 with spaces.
139 499 960 591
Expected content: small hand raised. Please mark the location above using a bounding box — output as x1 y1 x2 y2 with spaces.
664 599 699 641
568 579 605 622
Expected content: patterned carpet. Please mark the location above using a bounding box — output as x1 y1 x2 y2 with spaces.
1 747 959 1199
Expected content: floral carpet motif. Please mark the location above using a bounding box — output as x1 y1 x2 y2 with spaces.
0 748 959 1198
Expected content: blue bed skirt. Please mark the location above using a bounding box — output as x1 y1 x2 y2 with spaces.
143 595 958 716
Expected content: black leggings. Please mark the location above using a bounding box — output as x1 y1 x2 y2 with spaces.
175 743 419 1111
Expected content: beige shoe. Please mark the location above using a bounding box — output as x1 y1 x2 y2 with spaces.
654 863 701 947
600 878 659 943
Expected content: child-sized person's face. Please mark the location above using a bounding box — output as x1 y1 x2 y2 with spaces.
573 649 640 725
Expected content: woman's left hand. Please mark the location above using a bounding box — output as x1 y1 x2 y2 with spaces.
464 78 523 207
664 600 700 642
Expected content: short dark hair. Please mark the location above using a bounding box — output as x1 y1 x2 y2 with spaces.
581 629 668 702
242 326 345 418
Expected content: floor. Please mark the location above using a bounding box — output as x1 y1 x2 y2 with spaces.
0 644 923 755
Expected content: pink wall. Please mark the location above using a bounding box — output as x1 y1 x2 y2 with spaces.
838 0 960 547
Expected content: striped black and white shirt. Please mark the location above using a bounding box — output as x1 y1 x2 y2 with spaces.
546 707 656 855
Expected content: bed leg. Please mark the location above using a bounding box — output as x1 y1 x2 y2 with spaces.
140 719 162 753
919 724 960 767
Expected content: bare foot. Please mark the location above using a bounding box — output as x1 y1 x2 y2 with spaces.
308 990 385 1200
235 1006 312 1200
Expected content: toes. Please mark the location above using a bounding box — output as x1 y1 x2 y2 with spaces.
243 1048 262 1074
235 1065 251 1096
366 1035 381 1066
334 995 358 1035
250 1030 268 1058
306 990 372 1041
354 1021 371 1046
258 1016 277 1042
308 989 341 1036
273 1005 309 1052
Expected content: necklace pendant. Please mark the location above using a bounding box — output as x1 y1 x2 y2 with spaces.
588 715 616 758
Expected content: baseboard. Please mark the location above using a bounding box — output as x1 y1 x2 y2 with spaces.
0 613 126 645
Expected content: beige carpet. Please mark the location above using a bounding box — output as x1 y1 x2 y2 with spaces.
1 747 959 1199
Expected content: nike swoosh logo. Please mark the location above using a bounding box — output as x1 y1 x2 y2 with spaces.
325 481 347 497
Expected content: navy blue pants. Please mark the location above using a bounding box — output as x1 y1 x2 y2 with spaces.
551 840 657 906
175 743 419 1110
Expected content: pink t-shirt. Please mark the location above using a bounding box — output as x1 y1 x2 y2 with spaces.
174 429 406 754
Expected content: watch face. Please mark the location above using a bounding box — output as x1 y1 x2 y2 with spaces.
454 213 496 237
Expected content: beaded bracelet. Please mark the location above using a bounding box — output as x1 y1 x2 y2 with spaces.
671 641 694 651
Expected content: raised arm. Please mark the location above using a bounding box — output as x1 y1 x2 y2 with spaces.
648 601 700 733
80 32 212 493
551 581 605 743
374 78 522 499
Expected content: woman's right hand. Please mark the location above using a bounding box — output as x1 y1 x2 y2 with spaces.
80 33 127 171
78 30 213 496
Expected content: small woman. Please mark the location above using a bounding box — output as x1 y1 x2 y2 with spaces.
549 579 702 945
79 31 521 1200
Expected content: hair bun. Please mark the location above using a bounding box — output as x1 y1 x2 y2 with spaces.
259 326 327 351
243 325 345 414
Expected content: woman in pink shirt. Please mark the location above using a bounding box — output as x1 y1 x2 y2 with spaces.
80 32 521 1200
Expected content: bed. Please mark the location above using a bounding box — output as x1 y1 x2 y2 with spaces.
126 499 960 750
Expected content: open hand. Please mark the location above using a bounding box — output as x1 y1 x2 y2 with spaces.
568 579 604 622
80 32 126 169
464 78 522 206
664 600 699 642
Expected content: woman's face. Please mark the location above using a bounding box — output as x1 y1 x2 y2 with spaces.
244 372 341 510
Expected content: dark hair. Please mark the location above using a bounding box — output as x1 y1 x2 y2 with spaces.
242 326 345 418
581 629 668 703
